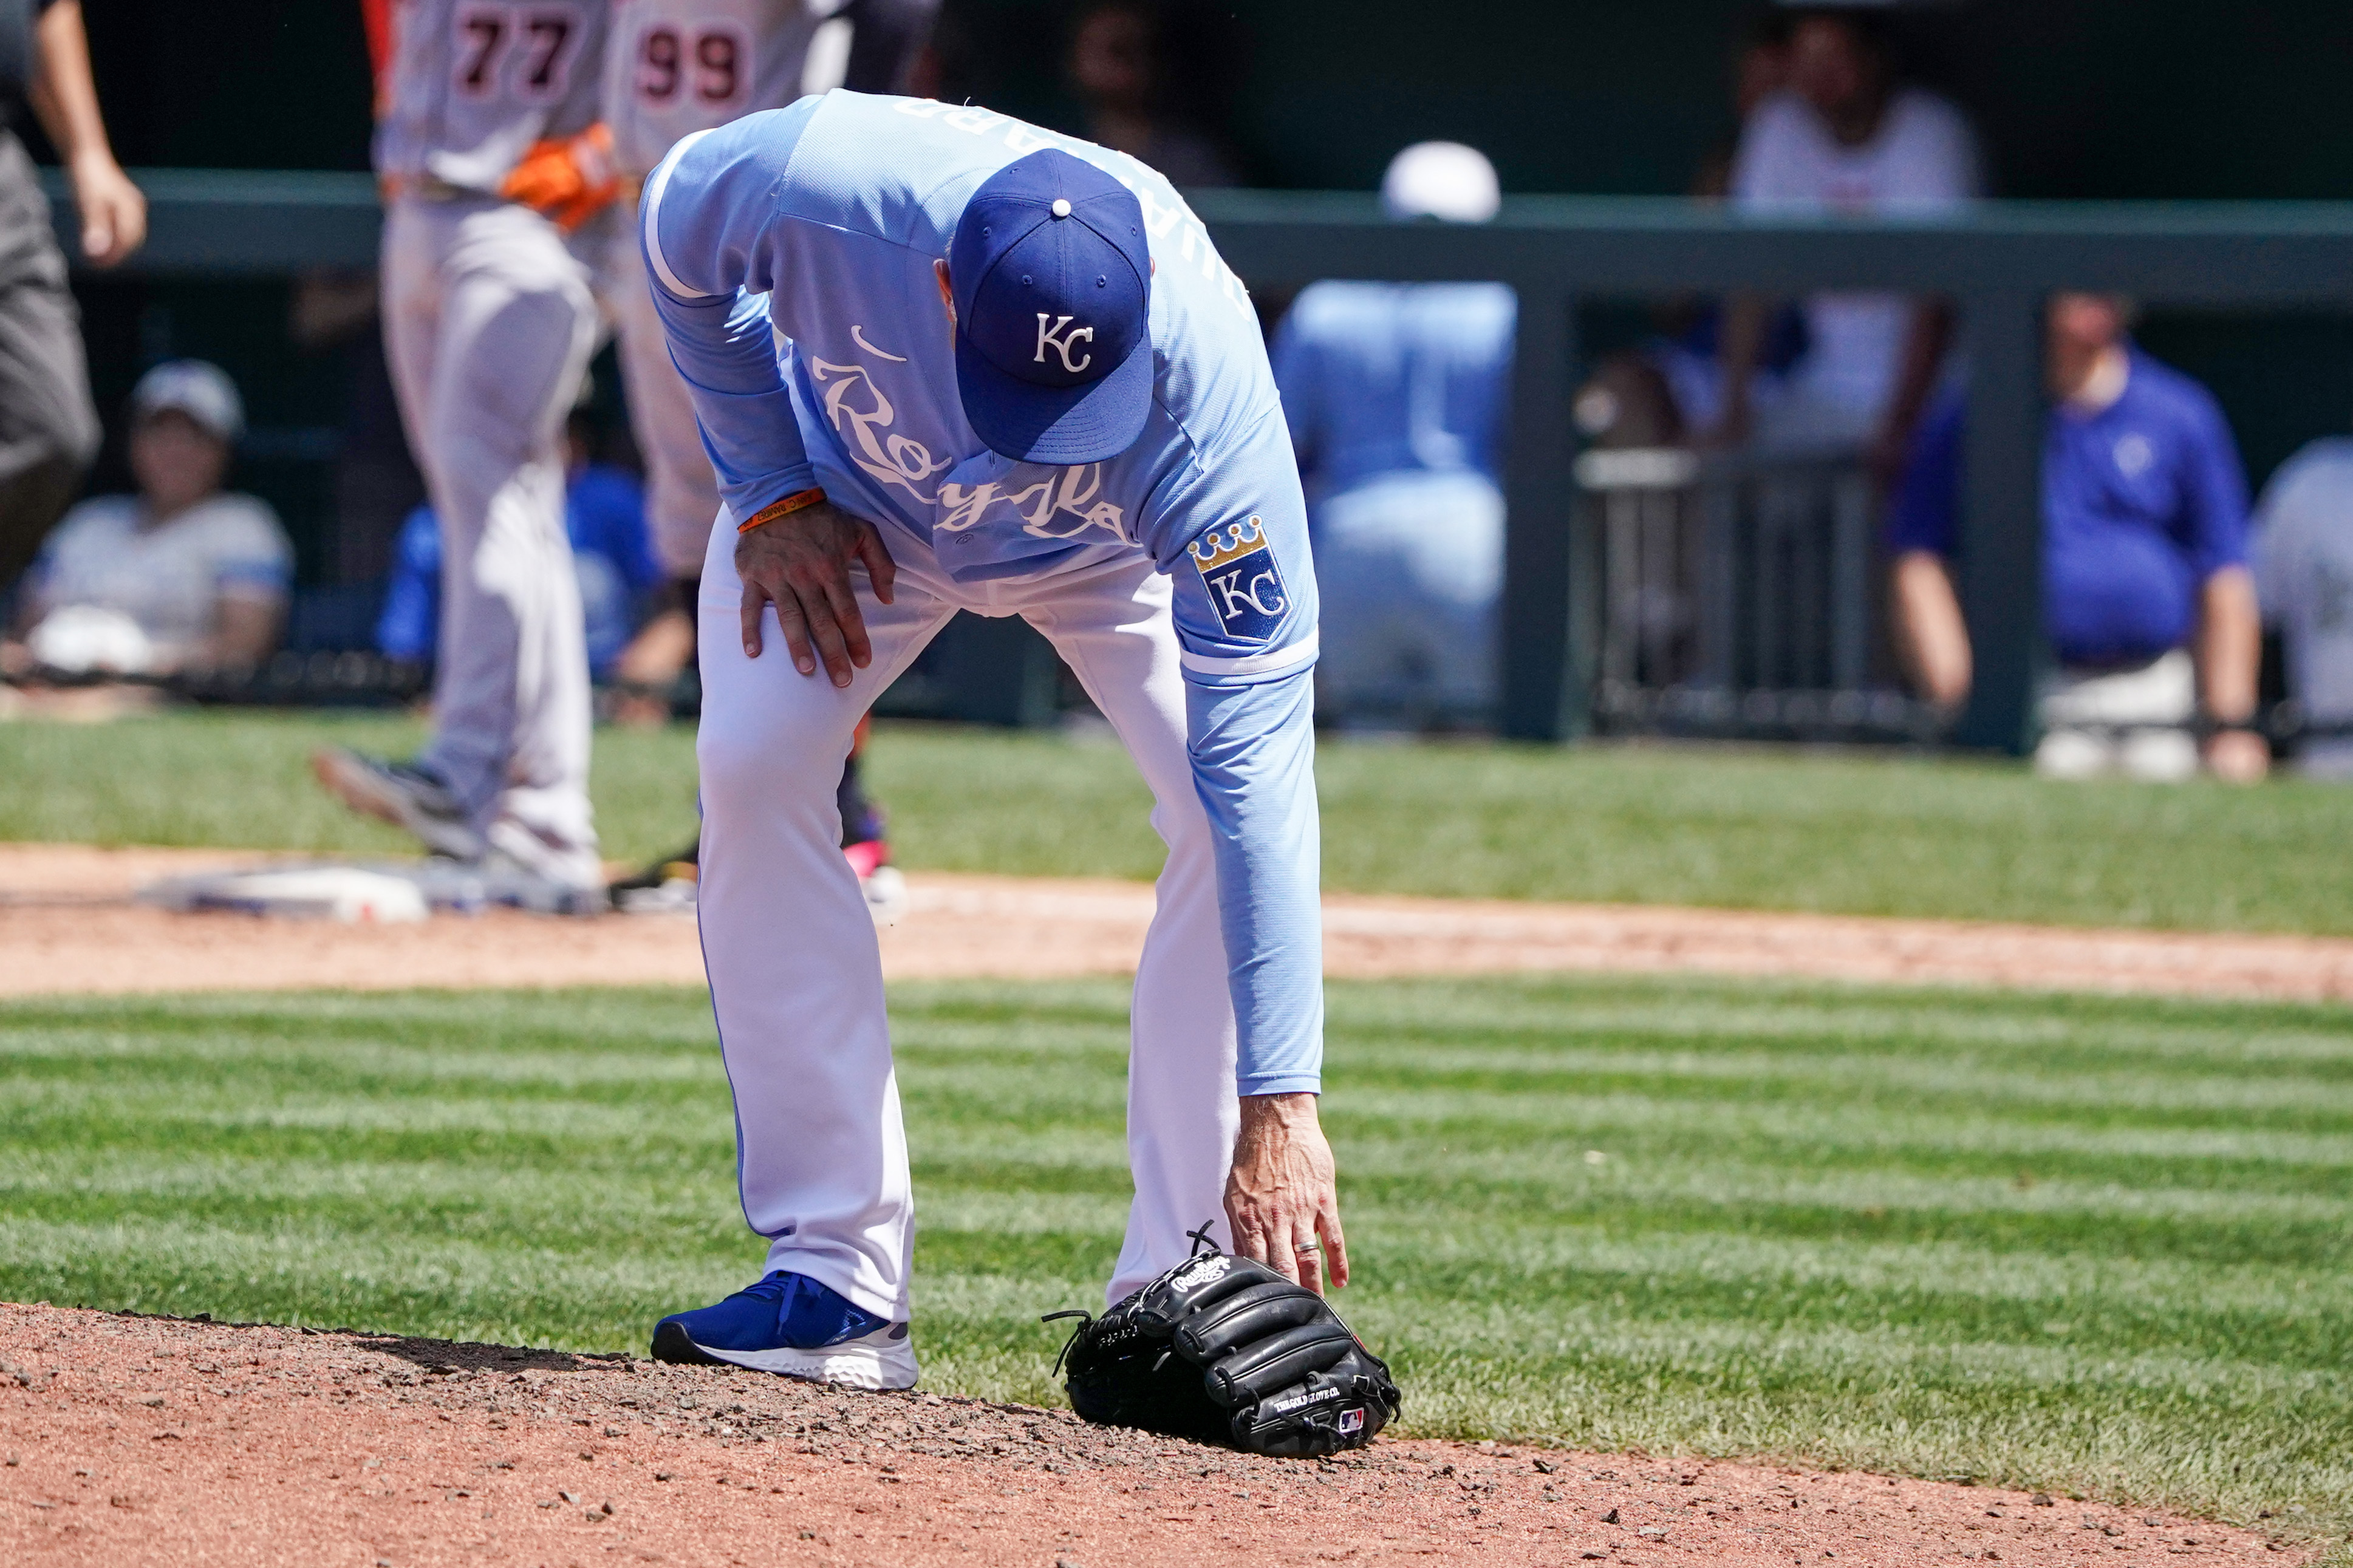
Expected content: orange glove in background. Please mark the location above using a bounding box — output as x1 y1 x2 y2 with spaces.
499 123 620 232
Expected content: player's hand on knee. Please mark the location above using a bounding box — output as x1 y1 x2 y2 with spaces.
734 501 897 687
1223 1092 1350 1296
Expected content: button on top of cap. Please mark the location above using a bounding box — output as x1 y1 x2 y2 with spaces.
1051 198 1073 218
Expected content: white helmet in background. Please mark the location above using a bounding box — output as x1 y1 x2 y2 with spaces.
1380 141 1501 225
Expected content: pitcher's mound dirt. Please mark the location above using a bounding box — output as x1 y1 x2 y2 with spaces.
0 1304 2306 1568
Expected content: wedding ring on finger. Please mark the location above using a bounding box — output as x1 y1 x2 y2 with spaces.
1294 1239 1322 1254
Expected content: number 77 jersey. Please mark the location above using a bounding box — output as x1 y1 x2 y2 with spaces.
373 0 612 194
603 0 856 180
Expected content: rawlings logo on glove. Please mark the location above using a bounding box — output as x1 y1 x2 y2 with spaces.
1047 1225 1401 1458
499 122 620 231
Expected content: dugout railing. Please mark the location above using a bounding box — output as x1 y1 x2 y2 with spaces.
56 170 2353 751
1573 442 1941 743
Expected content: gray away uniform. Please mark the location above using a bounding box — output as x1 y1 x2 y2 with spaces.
374 0 610 882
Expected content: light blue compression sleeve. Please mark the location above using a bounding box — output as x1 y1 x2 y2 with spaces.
1183 667 1322 1096
1159 414 1325 1097
638 103 826 519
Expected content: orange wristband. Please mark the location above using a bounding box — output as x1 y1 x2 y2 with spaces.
737 488 827 534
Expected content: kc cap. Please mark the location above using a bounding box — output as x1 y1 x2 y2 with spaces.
130 359 245 443
948 149 1153 465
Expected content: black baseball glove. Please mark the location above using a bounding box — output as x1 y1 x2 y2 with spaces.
1047 1228 1401 1457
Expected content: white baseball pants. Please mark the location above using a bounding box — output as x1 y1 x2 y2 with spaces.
381 196 601 876
605 199 725 581
695 514 1241 1321
2035 649 2200 782
1314 469 1503 723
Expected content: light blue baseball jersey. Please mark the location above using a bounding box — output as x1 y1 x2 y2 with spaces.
643 90 1323 1094
1271 281 1516 506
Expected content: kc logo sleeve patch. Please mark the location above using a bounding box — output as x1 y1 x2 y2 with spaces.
1189 515 1291 642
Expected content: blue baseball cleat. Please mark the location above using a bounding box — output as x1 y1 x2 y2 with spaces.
651 1271 918 1390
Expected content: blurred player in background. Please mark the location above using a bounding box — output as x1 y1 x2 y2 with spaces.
0 0 144 602
316 0 615 896
1270 143 1511 728
1888 293 2265 783
2250 434 2353 779
598 0 936 912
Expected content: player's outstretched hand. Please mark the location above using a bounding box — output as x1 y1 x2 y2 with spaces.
735 499 897 687
1224 1092 1350 1296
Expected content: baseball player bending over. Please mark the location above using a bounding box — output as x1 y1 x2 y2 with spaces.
642 92 1340 1389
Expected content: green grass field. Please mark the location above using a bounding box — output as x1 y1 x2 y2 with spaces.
4 710 2351 931
3 977 2347 1546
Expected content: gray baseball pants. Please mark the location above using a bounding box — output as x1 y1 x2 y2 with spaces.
604 193 722 582
0 130 100 598
380 194 601 877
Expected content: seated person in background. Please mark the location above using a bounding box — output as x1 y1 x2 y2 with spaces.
1715 6 1980 476
1269 142 1512 727
7 360 290 675
1889 293 2266 783
1576 10 1805 449
1067 0 1235 188
2250 435 2353 778
378 411 660 680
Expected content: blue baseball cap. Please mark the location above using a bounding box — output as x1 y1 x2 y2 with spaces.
948 149 1153 465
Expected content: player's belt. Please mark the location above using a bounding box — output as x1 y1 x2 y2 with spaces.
377 171 490 204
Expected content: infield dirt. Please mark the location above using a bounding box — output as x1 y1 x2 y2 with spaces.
6 844 2353 1001
1 1303 2315 1568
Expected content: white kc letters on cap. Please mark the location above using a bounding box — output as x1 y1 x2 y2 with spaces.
1034 313 1095 373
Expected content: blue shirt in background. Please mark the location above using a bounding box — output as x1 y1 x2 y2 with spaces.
378 463 662 677
1269 282 1515 507
1889 351 2250 667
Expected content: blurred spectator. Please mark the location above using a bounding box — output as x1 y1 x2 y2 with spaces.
0 0 145 601
6 360 291 675
378 412 660 681
1715 7 1979 477
1271 142 1512 726
2250 437 2353 778
1067 1 1235 188
1700 10 1798 201
1888 294 2266 783
1573 12 1806 448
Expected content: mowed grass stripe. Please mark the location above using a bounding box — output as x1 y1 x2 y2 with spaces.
2 977 2348 1538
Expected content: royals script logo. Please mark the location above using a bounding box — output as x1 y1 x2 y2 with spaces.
1189 515 1288 641
810 326 1129 545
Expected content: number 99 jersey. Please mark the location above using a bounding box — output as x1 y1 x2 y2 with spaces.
604 0 854 179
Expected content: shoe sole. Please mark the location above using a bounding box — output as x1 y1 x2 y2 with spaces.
649 1320 918 1391
862 865 907 926
310 750 481 861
